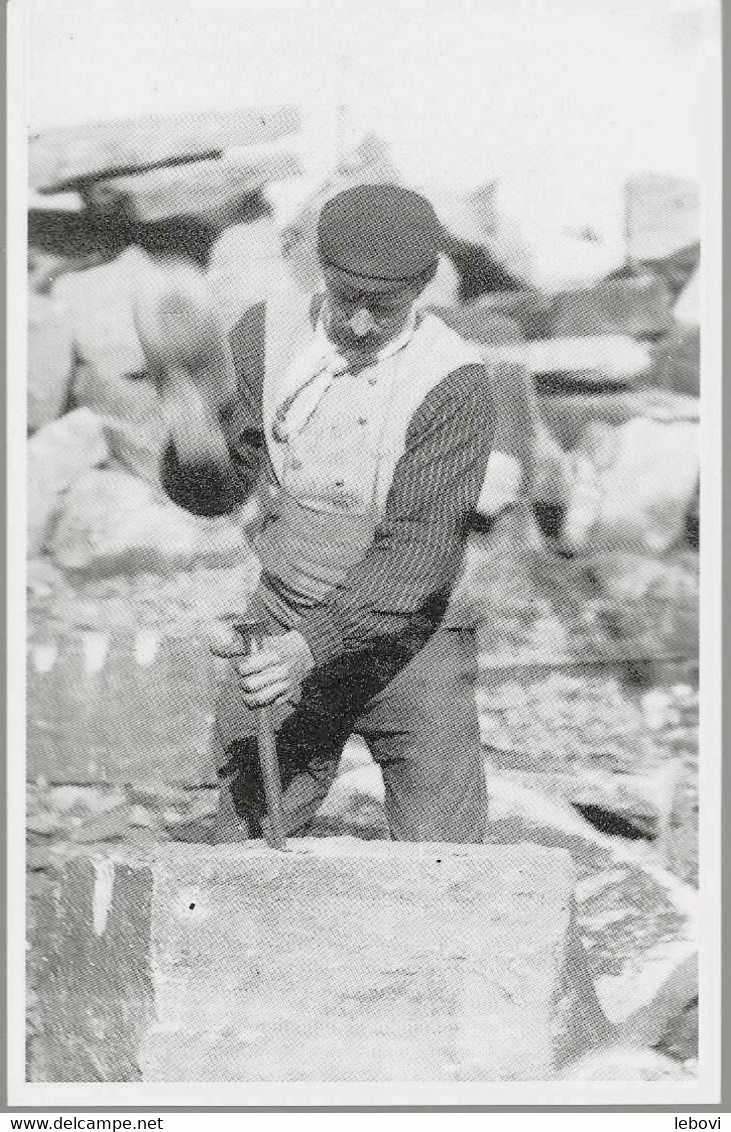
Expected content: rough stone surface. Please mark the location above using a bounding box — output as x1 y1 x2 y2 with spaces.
26 622 221 784
477 666 659 776
27 408 109 556
48 468 201 575
26 519 696 785
674 269 699 327
470 290 555 340
565 416 699 558
30 855 154 1081
27 290 75 433
625 176 699 264
551 277 673 341
101 152 300 225
461 783 697 1063
30 841 608 1082
537 386 698 451
525 335 652 382
295 743 698 1030
30 107 300 194
647 324 700 399
462 517 697 668
435 304 524 346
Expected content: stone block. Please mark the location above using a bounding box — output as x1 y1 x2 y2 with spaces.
536 385 698 450
276 743 700 1039
27 408 109 556
525 335 652 382
436 303 523 346
30 840 606 1082
551 276 674 340
646 324 700 399
674 268 699 327
30 107 300 194
625 175 699 264
27 291 75 433
98 152 301 225
571 416 699 557
48 468 201 576
26 622 220 785
474 290 555 340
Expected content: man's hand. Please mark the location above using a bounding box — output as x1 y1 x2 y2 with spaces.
210 625 315 709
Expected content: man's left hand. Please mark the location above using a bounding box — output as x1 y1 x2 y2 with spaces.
233 631 315 708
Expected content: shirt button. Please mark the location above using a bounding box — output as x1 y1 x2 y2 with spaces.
368 375 378 386
358 417 368 426
334 479 345 487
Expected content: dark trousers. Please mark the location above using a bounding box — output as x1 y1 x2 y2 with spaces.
212 626 487 844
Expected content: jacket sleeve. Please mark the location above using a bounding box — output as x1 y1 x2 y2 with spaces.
297 363 495 677
159 302 267 516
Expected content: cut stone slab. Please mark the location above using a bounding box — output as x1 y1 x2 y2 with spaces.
26 623 220 785
30 107 300 194
95 151 301 225
551 276 673 340
27 408 109 556
525 335 652 382
30 841 609 1082
467 290 555 340
310 743 698 1043
435 304 524 346
537 386 699 450
647 323 700 399
48 468 201 576
573 414 699 557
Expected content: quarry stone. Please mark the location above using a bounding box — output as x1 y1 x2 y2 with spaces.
48 468 201 575
551 276 673 340
30 106 300 194
27 408 109 556
27 290 75 432
26 621 220 785
101 152 300 225
30 840 608 1082
625 175 699 264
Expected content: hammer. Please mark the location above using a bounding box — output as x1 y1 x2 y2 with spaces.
228 614 288 851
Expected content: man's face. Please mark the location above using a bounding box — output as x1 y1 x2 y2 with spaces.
322 266 422 354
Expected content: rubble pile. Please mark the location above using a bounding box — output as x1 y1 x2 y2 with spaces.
26 106 299 635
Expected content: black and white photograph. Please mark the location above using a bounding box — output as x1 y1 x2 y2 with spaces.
6 0 722 1109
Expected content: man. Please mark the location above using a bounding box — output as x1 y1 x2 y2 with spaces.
155 183 496 843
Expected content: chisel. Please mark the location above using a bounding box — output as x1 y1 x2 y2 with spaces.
231 615 288 851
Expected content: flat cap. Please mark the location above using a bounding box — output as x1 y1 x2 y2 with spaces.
317 183 441 289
